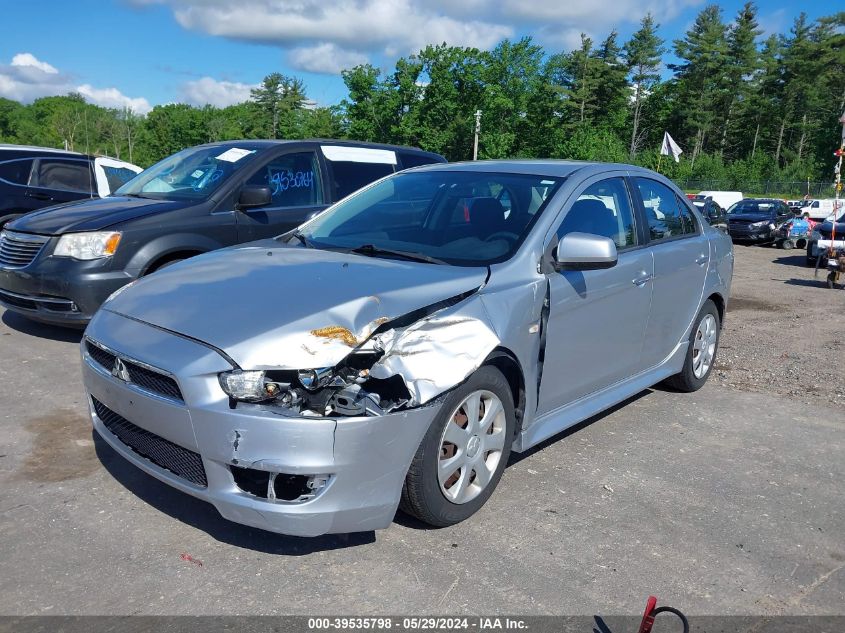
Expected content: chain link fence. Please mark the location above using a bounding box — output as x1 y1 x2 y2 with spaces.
676 179 835 198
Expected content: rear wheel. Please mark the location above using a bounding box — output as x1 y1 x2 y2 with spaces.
400 366 514 527
663 300 720 392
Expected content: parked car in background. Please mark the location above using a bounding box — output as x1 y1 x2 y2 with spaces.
698 190 743 210
690 195 726 230
0 140 444 326
800 198 839 222
80 160 732 536
726 198 792 244
0 144 142 228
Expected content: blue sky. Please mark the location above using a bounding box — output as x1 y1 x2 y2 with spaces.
0 0 833 114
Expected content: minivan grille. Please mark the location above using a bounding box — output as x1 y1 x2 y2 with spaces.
85 339 184 402
92 396 207 487
0 231 49 268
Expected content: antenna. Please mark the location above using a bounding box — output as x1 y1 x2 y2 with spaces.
83 106 94 199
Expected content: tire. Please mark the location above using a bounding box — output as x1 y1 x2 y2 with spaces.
828 272 837 290
400 366 515 527
663 300 720 393
781 239 793 250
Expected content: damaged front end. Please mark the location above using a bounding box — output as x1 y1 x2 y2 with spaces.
218 290 501 419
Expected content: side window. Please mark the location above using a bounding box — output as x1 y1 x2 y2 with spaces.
0 159 34 185
557 178 637 250
102 166 139 193
331 161 395 199
32 159 92 193
635 178 696 241
398 153 439 169
246 152 323 207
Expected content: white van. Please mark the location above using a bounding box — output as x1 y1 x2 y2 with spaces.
698 191 743 210
800 199 841 222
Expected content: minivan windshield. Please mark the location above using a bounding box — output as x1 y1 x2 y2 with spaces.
294 170 563 266
115 143 261 200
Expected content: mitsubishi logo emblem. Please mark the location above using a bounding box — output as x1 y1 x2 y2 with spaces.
112 357 131 382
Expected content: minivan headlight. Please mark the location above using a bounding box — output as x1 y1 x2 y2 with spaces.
54 232 122 260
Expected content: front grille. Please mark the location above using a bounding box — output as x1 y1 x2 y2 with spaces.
0 231 49 268
92 396 207 487
85 339 183 402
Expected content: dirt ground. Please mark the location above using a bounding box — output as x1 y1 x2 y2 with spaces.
715 244 845 407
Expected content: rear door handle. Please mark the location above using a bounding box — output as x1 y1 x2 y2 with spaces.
27 192 51 201
632 274 653 286
695 254 708 265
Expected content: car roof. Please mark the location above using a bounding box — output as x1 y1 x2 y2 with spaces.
188 138 444 157
0 143 85 157
404 159 661 178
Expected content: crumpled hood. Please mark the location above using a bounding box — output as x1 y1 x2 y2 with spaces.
8 196 187 235
104 243 488 369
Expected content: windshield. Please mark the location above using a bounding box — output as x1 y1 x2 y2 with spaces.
115 144 261 200
727 200 776 215
294 170 563 266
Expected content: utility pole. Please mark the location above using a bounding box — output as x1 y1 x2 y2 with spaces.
473 110 482 160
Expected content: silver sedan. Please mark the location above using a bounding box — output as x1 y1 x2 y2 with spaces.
81 161 733 536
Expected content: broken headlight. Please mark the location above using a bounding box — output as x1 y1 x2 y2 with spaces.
219 370 288 402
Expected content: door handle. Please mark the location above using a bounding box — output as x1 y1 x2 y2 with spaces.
28 192 51 201
695 254 708 265
632 274 653 286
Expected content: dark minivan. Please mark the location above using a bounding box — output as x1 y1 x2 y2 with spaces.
0 140 444 325
0 144 142 228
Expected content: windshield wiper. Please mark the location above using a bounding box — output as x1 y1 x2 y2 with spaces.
348 244 446 265
290 230 313 248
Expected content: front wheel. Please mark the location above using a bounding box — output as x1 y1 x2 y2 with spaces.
400 366 514 527
663 300 720 392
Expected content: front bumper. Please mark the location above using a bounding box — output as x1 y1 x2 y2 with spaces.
82 308 437 537
0 251 133 325
727 226 775 242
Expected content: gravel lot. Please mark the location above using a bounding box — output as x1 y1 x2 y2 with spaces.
715 245 845 406
0 244 842 616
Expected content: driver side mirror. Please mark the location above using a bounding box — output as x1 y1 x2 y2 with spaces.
554 232 618 271
237 185 272 210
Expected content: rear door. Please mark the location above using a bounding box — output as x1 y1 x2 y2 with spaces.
25 157 95 207
634 177 709 369
321 145 397 202
235 150 327 241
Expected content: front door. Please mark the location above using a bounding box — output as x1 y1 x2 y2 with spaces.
634 177 709 369
537 176 654 416
236 151 327 241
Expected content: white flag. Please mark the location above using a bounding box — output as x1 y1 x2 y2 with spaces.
660 131 683 163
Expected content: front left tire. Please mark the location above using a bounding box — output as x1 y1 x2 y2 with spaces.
400 366 515 527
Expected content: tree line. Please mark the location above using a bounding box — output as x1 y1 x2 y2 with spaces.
0 4 842 190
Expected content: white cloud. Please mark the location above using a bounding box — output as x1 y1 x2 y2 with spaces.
179 76 256 107
11 52 58 74
137 0 703 70
0 52 151 114
288 44 368 75
77 84 152 113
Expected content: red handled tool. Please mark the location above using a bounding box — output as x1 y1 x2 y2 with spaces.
637 596 689 633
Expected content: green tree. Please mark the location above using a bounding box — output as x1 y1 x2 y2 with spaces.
250 72 306 139
625 14 664 156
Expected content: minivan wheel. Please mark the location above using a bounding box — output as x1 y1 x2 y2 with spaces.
400 366 514 527
663 300 720 393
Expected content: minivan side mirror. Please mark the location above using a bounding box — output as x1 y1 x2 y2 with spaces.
554 232 618 271
237 185 272 210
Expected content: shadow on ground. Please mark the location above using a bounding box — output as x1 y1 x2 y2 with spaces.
1 310 84 343
94 432 376 554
